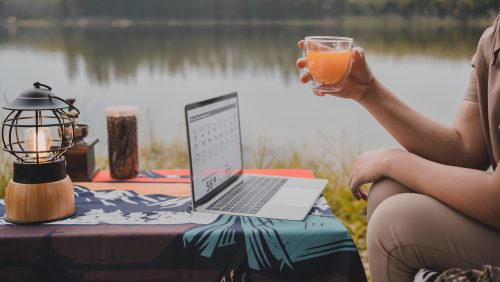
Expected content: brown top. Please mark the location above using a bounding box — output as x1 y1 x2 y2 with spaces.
464 14 500 169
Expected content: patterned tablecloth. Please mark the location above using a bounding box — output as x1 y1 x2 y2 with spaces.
0 169 366 281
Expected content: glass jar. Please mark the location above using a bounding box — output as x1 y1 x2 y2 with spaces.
105 106 139 179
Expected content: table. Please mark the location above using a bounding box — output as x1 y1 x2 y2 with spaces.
0 169 367 281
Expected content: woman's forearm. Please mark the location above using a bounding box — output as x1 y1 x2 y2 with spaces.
358 78 488 168
384 150 500 230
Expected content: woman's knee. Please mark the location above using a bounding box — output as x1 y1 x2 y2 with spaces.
367 178 413 222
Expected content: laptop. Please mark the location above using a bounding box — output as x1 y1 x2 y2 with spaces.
185 92 327 221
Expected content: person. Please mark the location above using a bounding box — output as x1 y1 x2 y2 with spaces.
296 15 500 282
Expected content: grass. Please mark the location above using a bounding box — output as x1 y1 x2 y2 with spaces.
0 135 370 278
0 153 13 198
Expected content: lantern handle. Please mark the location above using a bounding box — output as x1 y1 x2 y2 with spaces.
49 95 81 116
33 82 52 91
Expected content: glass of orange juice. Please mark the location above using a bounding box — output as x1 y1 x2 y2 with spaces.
303 36 353 94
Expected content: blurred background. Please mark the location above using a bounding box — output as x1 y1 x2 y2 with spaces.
0 0 499 160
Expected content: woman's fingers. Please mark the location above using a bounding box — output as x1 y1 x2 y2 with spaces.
349 167 368 201
349 170 360 200
350 171 364 192
351 184 367 201
350 183 360 200
296 57 306 69
297 58 316 87
354 190 362 200
359 185 368 201
312 89 327 97
299 72 312 84
298 39 331 51
352 47 370 74
352 47 365 61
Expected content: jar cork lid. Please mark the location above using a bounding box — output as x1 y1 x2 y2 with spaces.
105 105 138 117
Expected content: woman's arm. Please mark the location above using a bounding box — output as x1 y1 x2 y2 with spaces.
297 42 490 169
358 78 489 169
350 149 500 230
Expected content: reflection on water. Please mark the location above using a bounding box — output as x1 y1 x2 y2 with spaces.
0 24 484 84
0 23 488 160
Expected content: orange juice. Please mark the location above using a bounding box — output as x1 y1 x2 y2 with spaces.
306 50 351 84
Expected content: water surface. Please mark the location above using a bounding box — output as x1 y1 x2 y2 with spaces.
0 23 485 161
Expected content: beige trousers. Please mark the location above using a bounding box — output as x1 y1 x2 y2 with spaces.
367 179 500 282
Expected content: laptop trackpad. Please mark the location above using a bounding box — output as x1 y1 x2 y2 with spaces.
269 187 313 207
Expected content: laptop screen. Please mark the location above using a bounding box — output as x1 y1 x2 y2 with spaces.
185 93 243 205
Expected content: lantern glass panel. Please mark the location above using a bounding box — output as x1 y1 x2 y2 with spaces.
2 109 74 163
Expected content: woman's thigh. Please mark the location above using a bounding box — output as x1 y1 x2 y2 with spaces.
367 191 500 282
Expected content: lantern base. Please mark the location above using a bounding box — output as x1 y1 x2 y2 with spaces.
4 176 75 224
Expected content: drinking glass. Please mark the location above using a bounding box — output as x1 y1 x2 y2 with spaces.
303 36 353 94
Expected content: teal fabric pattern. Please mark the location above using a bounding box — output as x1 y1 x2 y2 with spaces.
182 210 357 272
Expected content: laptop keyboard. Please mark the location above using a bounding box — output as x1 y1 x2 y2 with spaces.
206 176 287 214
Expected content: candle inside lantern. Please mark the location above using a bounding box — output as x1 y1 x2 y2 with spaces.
23 127 53 159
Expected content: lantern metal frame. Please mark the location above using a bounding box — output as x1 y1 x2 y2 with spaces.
2 107 75 164
1 83 79 164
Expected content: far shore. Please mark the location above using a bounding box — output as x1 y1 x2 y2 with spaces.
1 15 494 29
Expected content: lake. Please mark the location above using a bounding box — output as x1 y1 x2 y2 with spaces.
0 22 487 162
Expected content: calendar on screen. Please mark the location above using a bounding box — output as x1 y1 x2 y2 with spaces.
186 95 242 201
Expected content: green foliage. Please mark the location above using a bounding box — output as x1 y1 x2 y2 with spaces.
0 0 498 21
0 153 13 198
139 137 189 170
139 112 189 170
346 0 499 19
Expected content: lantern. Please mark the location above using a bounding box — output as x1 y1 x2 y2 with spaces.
1 82 78 224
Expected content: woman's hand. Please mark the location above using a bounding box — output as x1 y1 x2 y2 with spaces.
296 40 375 101
349 149 404 200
